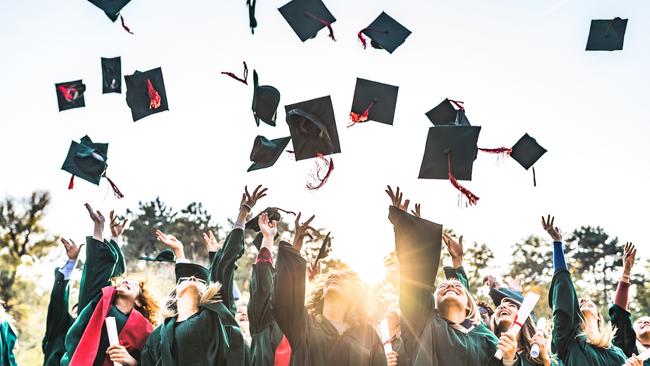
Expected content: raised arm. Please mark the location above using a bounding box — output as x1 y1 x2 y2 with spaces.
442 233 470 291
543 215 579 358
610 242 639 357
248 212 278 334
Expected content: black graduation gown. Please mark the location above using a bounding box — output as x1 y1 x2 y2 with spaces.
609 304 650 366
43 268 74 366
272 242 387 366
210 228 245 314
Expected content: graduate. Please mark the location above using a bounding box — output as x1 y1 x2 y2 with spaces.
60 205 158 366
385 185 516 366
543 215 637 366
42 238 81 366
609 242 650 365
140 185 266 366
0 300 17 366
272 211 387 366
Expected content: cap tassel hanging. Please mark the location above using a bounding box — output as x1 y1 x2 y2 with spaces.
304 11 336 41
532 167 537 187
357 28 388 49
57 85 82 102
348 100 377 127
146 79 161 109
307 153 334 190
120 15 134 34
447 153 479 206
449 99 465 110
68 175 75 190
104 175 125 199
221 61 249 85
246 0 257 34
479 147 513 163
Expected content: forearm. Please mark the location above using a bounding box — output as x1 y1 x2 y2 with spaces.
614 280 630 310
553 241 567 272
235 205 250 227
452 255 463 269
93 224 103 241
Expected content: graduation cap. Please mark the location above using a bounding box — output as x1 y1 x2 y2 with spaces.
246 207 294 250
248 135 291 172
175 262 210 283
55 80 86 112
278 0 337 42
247 0 257 34
87 0 134 33
285 95 341 161
349 78 399 127
125 67 169 122
358 12 411 54
586 17 628 51
61 135 124 198
425 99 471 126
418 126 481 205
489 287 525 308
101 57 122 94
139 249 176 263
510 133 546 186
313 231 331 268
252 70 281 127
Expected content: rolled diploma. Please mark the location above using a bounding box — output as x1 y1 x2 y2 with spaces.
379 319 393 354
495 292 540 360
105 317 122 366
530 317 547 358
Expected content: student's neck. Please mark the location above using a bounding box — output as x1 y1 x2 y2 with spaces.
438 304 466 324
176 293 199 322
323 295 348 332
113 296 134 315
583 313 599 334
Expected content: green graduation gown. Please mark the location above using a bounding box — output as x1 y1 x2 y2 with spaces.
43 268 74 366
549 270 627 365
0 319 17 366
272 242 387 366
210 228 245 315
388 206 503 366
609 304 650 366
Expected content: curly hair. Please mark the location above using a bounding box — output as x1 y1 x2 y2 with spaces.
134 279 159 326
305 270 369 328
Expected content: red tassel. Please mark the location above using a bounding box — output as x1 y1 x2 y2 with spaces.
449 99 465 110
105 176 125 199
347 100 376 127
307 154 334 190
120 15 134 34
479 147 513 163
57 85 81 102
275 207 297 216
68 175 75 190
220 61 249 85
357 30 368 49
532 167 537 187
447 153 479 206
146 79 161 109
304 11 336 41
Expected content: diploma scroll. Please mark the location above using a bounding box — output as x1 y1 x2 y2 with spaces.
495 292 540 360
379 319 393 354
529 317 547 358
105 317 123 366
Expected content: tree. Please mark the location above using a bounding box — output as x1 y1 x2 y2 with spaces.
0 191 57 305
508 235 554 287
464 241 495 296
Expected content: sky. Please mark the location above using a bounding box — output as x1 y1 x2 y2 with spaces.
1 0 649 285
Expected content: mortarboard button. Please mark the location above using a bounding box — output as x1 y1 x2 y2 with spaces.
278 0 337 42
358 12 411 54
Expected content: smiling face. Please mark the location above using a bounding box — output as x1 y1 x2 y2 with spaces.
435 280 468 310
494 300 519 331
115 279 142 303
176 277 207 298
579 297 598 318
634 316 650 342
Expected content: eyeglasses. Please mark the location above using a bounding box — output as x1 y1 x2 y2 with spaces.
177 277 207 286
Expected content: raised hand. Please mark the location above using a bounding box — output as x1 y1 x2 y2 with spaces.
385 185 410 212
483 275 500 289
61 238 83 261
411 203 421 218
202 230 221 252
541 215 562 241
622 242 636 277
292 212 315 253
259 212 278 239
156 229 185 259
623 355 643 366
109 210 128 239
442 233 463 268
85 203 105 241
240 184 268 210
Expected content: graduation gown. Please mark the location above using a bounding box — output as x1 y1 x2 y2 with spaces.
388 206 502 366
549 270 627 365
210 228 245 315
0 319 17 366
43 268 74 366
272 242 387 366
609 304 650 366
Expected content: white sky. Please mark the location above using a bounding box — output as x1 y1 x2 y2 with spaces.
1 0 649 284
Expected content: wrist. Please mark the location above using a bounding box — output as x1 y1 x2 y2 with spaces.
452 257 463 268
261 235 274 249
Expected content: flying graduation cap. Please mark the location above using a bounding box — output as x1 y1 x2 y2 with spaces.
349 78 399 127
278 0 337 42
248 135 292 172
101 57 122 94
61 135 124 198
425 99 471 126
125 67 169 122
479 133 547 186
252 70 281 127
247 0 257 34
313 231 332 268
358 12 411 54
55 80 86 112
419 126 481 205
586 17 628 51
246 207 295 250
87 0 134 34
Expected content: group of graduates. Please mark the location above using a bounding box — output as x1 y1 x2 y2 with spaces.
1 185 649 366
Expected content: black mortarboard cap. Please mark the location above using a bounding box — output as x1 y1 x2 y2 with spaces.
139 249 176 263
285 95 341 161
314 231 331 267
360 12 411 54
248 135 291 172
252 70 281 127
510 133 546 170
175 262 210 283
425 99 471 126
55 80 86 112
278 0 336 42
88 0 131 22
61 135 109 186
418 126 481 181
101 57 122 94
489 287 525 308
125 67 169 122
350 78 399 125
586 18 628 51
246 207 284 250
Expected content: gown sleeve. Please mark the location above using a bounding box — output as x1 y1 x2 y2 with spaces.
77 236 118 311
609 282 638 357
248 248 275 335
42 266 73 364
210 228 245 313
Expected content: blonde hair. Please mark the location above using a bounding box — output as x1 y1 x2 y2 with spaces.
163 282 222 319
580 311 615 349
433 279 481 325
305 270 369 328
